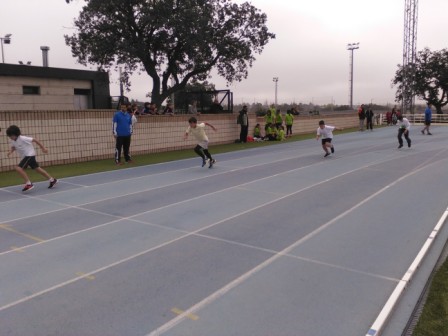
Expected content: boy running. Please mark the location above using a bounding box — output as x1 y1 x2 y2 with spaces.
184 117 217 168
6 125 57 192
316 120 342 157
397 115 411 148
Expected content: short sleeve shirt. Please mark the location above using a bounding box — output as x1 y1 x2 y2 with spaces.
317 125 335 139
10 136 35 158
186 123 208 142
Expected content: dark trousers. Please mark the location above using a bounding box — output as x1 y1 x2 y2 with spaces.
194 145 212 160
366 118 373 130
115 136 131 162
240 125 249 143
286 125 292 135
398 129 411 146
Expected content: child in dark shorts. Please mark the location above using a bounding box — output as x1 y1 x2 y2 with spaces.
6 125 57 192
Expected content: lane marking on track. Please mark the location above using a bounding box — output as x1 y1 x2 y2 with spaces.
146 147 448 336
0 144 446 318
365 205 448 336
171 308 199 321
75 272 95 281
0 156 405 313
10 246 25 253
0 224 45 243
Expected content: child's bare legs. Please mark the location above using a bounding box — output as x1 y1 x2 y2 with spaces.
35 167 53 180
15 166 53 184
15 166 31 184
322 143 332 153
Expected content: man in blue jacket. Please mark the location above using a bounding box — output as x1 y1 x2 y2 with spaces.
113 104 137 165
421 103 433 135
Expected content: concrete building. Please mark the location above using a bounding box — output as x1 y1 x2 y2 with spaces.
0 63 111 110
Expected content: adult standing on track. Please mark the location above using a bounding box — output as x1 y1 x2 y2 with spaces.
365 105 374 131
397 115 411 149
421 103 433 135
358 104 366 131
237 105 249 143
113 103 137 165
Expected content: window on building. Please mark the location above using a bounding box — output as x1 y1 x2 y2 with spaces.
23 86 40 95
74 89 91 95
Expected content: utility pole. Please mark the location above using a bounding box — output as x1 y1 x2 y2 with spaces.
347 43 359 109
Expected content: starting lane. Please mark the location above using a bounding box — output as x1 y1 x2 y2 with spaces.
0 127 447 336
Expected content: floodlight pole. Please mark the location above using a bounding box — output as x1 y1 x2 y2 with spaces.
0 34 12 63
347 42 360 109
273 77 279 106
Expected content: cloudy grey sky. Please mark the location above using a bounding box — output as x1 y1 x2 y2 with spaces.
1 0 447 106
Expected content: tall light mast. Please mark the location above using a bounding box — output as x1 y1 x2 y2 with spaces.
402 0 419 113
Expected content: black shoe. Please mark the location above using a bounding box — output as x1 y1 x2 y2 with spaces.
331 147 334 153
209 159 216 168
398 144 403 149
421 130 425 135
428 132 433 135
324 152 330 157
408 142 411 148
202 159 207 167
48 179 58 189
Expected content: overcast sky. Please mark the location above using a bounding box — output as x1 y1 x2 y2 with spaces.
1 0 447 106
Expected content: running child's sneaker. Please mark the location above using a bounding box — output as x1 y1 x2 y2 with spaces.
331 146 335 153
202 159 208 167
209 159 216 168
324 152 330 158
22 184 34 192
48 179 58 189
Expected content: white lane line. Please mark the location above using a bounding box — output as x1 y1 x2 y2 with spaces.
0 137 396 203
0 157 397 310
365 206 448 336
0 142 403 226
0 148 405 258
146 148 448 336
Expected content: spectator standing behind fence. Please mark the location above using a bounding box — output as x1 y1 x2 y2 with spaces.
210 98 223 114
237 105 249 143
188 100 200 115
130 103 140 115
163 102 174 116
113 103 137 165
365 105 374 131
285 110 294 137
358 104 366 131
6 125 58 192
421 103 433 135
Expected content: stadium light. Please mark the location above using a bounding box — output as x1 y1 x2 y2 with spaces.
1 34 12 63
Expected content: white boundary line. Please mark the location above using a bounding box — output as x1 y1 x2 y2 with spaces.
365 206 448 336
146 148 448 336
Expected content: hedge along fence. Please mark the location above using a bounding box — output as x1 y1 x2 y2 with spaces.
0 110 358 172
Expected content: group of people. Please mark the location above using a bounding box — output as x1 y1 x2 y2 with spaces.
4 101 436 192
237 104 294 143
384 106 401 126
357 104 376 131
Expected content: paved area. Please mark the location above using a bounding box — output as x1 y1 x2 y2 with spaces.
1 125 448 336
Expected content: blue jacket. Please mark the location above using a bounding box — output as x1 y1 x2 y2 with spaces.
425 107 432 121
113 111 133 137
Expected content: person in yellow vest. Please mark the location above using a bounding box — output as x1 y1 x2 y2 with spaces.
277 125 286 141
285 110 294 137
275 110 283 128
264 109 274 126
